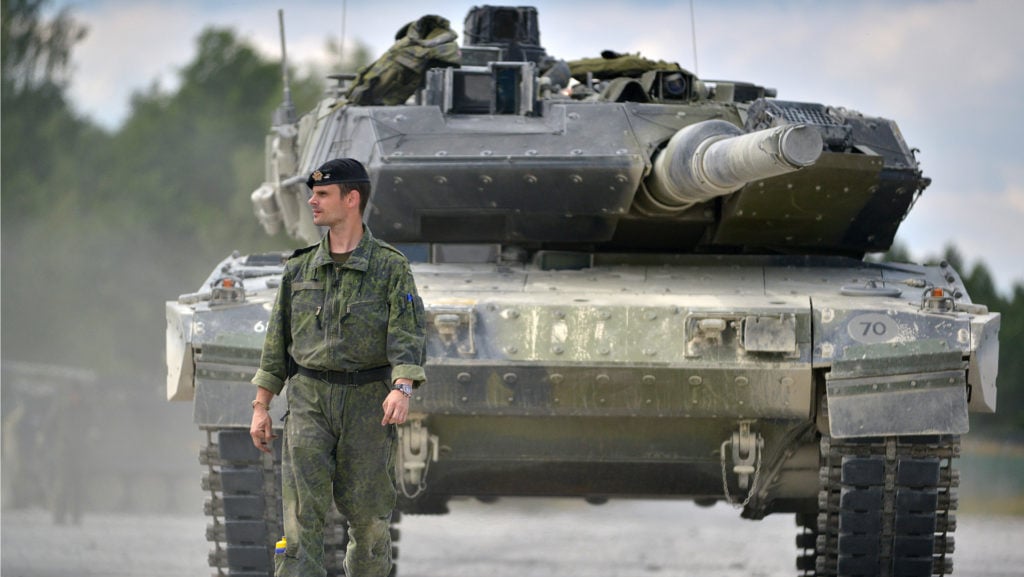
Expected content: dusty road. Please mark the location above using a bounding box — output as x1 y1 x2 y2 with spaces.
3 498 1023 577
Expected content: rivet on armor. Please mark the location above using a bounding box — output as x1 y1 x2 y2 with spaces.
596 374 610 385
735 376 749 386
434 175 448 184
480 150 493 156
570 174 583 184
435 150 448 157
643 349 657 357
615 174 628 183
554 310 566 319
780 376 794 387
460 396 469 402
550 373 564 384
393 176 403 185
599 311 612 320
502 308 520 319
479 175 493 184
503 373 518 385
598 347 610 356
524 174 538 184
642 374 655 384
553 345 564 355
504 346 518 355
644 311 657 321
457 372 471 383
688 375 703 386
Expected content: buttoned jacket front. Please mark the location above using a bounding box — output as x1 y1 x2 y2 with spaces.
252 227 426 395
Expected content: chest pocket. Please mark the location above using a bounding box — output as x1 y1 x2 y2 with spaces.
291 281 325 333
345 298 388 336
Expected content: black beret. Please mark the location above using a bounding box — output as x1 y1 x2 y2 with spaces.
305 158 370 189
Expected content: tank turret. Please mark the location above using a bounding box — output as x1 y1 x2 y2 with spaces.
168 6 999 577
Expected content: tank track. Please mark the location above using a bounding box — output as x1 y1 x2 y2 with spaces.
798 433 959 577
201 428 399 576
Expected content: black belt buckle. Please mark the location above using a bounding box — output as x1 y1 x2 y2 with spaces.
326 368 352 385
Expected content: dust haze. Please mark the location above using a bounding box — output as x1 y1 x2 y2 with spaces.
1 218 217 519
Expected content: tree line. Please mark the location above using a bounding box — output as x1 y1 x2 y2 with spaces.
1 0 1020 432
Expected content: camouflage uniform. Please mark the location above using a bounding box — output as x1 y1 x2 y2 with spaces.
252 226 426 577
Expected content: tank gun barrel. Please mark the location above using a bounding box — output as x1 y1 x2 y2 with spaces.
642 120 823 213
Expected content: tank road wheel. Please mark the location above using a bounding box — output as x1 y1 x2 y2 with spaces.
812 434 959 576
795 512 821 575
200 428 400 576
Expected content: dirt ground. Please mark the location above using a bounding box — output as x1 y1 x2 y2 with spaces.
3 497 1023 577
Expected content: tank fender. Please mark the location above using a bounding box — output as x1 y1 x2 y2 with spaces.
166 301 195 401
968 312 1000 412
824 340 968 438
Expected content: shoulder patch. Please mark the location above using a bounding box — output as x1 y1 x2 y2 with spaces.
288 244 318 260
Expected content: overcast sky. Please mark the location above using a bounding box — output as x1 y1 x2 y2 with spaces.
53 0 1024 294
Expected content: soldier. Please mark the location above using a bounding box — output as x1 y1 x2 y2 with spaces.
249 158 426 577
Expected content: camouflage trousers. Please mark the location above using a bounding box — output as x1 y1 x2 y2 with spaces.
276 373 397 577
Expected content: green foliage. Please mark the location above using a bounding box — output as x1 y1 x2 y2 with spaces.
1 4 336 376
1 0 86 93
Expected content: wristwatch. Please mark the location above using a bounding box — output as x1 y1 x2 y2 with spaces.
393 382 413 397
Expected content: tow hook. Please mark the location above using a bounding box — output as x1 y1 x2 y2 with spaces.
720 420 764 508
730 420 763 489
396 419 439 499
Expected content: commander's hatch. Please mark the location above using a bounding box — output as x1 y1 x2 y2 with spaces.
424 62 537 116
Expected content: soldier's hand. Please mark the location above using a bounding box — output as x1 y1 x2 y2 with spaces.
250 406 277 454
382 390 410 425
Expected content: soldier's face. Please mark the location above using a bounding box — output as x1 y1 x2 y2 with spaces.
309 184 358 227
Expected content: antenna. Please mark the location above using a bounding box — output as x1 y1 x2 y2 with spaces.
273 9 297 126
690 0 699 76
339 0 347 71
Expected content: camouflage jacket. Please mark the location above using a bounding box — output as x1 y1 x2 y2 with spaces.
252 227 426 396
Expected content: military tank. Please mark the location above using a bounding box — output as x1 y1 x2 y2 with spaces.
165 5 1001 576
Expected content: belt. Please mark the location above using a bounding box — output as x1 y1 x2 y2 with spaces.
296 364 391 386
